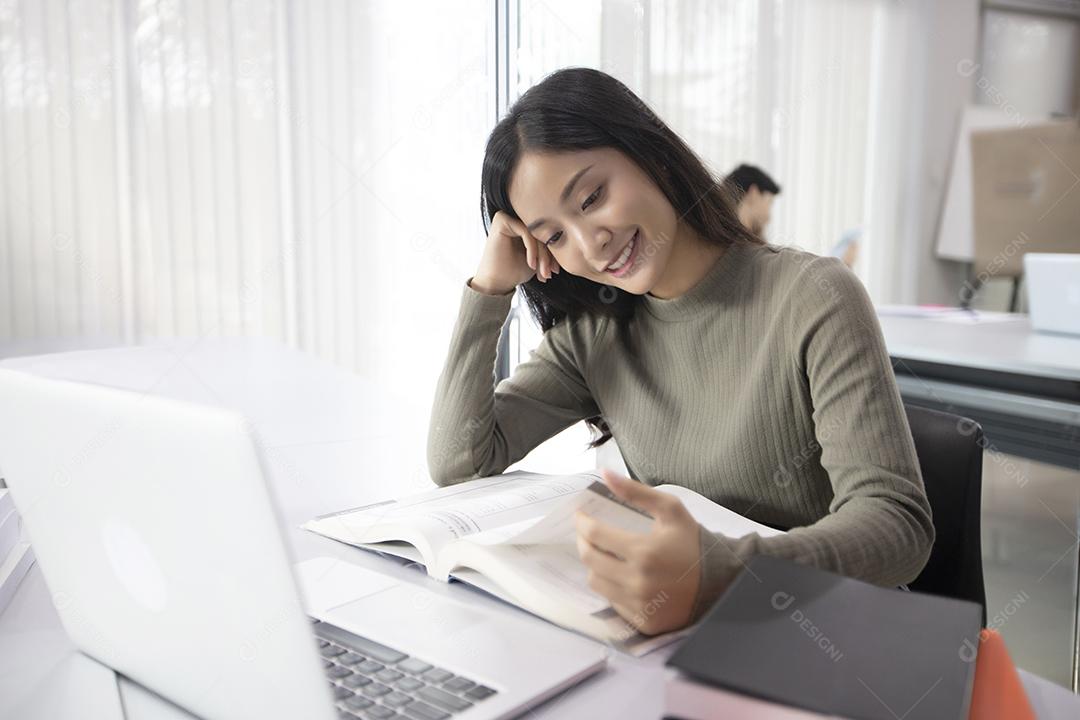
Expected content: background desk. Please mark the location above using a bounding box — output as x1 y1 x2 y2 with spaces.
879 314 1080 692
879 314 1080 469
2 338 1079 719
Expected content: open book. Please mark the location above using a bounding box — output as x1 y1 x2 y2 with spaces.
302 470 784 656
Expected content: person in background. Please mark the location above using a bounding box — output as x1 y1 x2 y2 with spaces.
830 229 862 271
722 164 781 236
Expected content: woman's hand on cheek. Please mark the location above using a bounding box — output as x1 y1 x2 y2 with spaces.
574 468 703 635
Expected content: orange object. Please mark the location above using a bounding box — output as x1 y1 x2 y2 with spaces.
968 629 1035 720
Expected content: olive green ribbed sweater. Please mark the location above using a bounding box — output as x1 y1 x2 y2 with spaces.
426 240 934 622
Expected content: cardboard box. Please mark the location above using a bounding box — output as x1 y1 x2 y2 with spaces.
970 120 1080 277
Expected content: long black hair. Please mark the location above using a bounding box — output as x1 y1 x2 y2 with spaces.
480 67 762 448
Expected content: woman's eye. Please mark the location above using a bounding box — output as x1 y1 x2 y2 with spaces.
582 186 602 211
546 186 602 246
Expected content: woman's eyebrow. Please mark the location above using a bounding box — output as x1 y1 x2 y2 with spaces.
526 163 594 232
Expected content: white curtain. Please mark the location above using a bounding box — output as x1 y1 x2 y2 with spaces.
1 0 923 475
644 0 915 294
1 0 495 494
1 0 493 432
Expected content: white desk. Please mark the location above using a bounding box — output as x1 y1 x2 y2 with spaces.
879 314 1080 468
880 314 1080 385
2 338 1078 719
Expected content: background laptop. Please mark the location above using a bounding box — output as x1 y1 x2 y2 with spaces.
1025 253 1080 337
0 369 606 720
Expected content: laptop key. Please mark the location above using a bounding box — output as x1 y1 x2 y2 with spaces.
361 682 393 697
313 622 408 664
321 645 348 658
463 684 496 701
420 668 453 684
344 696 374 711
441 677 474 693
343 674 373 689
401 701 451 720
416 686 472 713
327 666 353 680
333 685 353 700
356 660 384 674
383 691 413 707
362 706 396 719
395 677 424 692
375 669 404 683
396 658 432 675
340 652 366 665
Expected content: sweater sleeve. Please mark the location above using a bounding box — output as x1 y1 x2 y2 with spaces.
688 257 935 622
426 278 602 486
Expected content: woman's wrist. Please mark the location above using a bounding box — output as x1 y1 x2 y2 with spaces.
468 275 515 296
689 523 742 623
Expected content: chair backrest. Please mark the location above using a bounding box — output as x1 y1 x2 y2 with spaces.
904 404 987 625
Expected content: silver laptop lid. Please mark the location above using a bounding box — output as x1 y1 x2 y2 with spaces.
0 369 336 720
1024 253 1080 336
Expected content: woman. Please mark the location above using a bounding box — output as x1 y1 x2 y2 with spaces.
426 68 933 636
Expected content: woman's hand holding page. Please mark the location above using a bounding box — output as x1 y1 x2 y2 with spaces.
575 468 703 636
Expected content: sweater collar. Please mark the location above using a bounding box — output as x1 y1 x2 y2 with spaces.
640 240 759 322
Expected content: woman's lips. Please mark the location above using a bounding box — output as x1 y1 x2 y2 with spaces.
606 228 641 278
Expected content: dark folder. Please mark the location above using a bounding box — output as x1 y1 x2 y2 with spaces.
666 555 982 720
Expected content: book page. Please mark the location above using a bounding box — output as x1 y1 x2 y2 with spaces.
446 542 611 616
656 485 784 538
447 482 771 622
441 481 785 646
468 480 654 546
444 543 693 656
467 480 782 548
308 471 602 557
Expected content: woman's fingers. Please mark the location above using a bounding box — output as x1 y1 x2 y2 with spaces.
587 572 635 608
524 234 537 272
575 511 640 559
534 242 549 282
538 243 559 282
599 468 689 524
504 216 537 271
501 214 559 282
577 533 627 578
542 245 559 278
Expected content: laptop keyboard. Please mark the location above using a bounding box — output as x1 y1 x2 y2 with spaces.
312 619 498 719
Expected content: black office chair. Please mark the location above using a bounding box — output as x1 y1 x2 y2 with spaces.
903 404 987 625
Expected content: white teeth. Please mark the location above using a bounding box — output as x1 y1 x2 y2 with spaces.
607 234 636 271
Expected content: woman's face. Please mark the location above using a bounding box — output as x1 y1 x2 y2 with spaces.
507 147 679 294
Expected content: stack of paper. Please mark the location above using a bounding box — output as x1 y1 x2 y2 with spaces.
875 304 1022 324
0 486 35 615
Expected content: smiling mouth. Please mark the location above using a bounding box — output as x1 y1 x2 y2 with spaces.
605 228 641 276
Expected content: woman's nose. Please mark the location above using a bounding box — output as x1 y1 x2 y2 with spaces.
579 228 613 270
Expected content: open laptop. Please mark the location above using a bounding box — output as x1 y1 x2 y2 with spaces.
1025 253 1080 336
0 369 606 720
